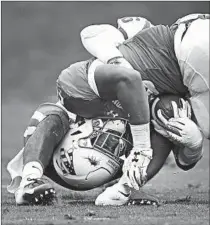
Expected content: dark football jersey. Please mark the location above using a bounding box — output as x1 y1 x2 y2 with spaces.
118 25 188 96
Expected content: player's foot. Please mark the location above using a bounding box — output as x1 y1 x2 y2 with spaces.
95 183 131 206
15 178 56 206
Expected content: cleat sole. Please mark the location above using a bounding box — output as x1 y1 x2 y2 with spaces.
23 188 56 206
127 198 160 207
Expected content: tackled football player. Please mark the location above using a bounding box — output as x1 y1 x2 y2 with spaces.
7 17 157 205
8 57 170 205
7 15 207 206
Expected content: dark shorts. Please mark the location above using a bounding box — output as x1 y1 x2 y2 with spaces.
56 60 128 119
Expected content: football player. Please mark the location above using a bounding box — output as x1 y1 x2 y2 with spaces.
7 16 158 206
6 15 207 206
80 14 209 205
7 93 203 206
81 14 209 139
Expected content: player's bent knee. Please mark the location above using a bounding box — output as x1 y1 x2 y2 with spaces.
113 67 140 84
37 103 69 130
116 70 142 89
24 103 70 145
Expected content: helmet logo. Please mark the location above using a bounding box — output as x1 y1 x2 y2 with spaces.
85 156 100 166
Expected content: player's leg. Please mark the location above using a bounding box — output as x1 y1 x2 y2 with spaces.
93 64 153 190
94 65 150 124
95 129 173 205
12 103 70 205
146 130 173 180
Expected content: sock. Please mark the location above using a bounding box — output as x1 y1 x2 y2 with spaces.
130 123 151 149
20 161 43 187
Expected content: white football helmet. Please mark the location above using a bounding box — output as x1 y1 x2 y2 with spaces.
53 118 133 190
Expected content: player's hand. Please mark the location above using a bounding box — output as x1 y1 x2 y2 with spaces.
122 148 153 190
154 98 191 131
171 98 191 119
166 117 204 149
157 109 203 149
153 98 203 148
151 119 180 144
154 98 190 139
151 119 170 139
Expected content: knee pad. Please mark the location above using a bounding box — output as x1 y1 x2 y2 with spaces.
23 103 70 145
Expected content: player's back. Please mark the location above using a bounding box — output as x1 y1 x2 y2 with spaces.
119 25 188 96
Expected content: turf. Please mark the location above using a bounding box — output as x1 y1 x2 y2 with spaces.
2 103 210 225
2 133 209 225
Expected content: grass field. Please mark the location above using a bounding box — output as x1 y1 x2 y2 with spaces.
1 151 209 225
1 103 209 225
1 163 210 225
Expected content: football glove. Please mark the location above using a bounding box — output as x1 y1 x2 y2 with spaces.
152 98 203 149
122 147 153 190
165 117 204 149
151 119 172 140
152 98 191 142
171 98 191 119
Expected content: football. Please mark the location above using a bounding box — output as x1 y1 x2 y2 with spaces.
150 94 185 122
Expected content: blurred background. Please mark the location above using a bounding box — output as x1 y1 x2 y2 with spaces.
1 2 209 182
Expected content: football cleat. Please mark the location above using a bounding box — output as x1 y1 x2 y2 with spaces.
95 184 131 206
15 178 56 206
128 198 160 206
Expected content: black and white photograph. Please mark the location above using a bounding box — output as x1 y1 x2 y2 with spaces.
1 1 209 224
